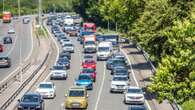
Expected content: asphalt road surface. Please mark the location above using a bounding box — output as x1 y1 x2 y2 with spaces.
31 25 140 110
0 18 33 81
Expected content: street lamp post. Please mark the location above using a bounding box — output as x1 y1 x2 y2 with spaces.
3 0 4 12
38 0 42 27
18 0 21 17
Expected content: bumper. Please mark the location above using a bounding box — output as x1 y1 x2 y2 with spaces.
40 93 55 98
76 84 93 90
65 102 87 109
124 99 144 104
110 88 126 92
97 56 109 61
84 48 96 53
50 75 67 80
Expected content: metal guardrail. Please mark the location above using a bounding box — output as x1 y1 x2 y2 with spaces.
135 42 182 110
0 63 31 94
0 50 50 110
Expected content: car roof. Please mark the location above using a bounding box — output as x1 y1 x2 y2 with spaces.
128 105 147 110
70 86 86 91
25 92 40 96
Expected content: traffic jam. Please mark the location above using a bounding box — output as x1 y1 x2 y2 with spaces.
16 13 147 110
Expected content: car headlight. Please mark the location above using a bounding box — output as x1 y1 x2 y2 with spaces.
111 84 116 88
36 105 41 108
18 105 22 108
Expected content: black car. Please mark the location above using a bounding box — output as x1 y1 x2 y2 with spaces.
113 67 129 78
3 36 12 44
57 57 70 69
110 60 128 73
128 105 147 110
17 92 44 110
107 58 127 70
0 57 11 68
59 51 71 59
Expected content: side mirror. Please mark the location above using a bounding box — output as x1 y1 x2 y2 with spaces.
87 94 89 98
41 99 44 103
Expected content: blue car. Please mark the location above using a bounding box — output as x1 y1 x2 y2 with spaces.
17 92 44 110
75 74 93 90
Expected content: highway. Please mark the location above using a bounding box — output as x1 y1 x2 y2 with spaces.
0 18 33 81
27 24 142 110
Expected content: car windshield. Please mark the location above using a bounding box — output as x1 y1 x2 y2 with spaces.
84 55 93 59
22 95 39 102
84 60 95 64
85 41 95 45
53 65 64 70
127 88 142 94
115 69 128 73
39 84 52 89
78 75 92 80
82 68 94 73
98 47 109 52
69 90 84 97
58 58 69 62
113 77 128 81
64 44 73 46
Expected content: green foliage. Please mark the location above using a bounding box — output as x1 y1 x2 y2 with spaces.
0 0 75 16
75 0 195 107
182 99 195 110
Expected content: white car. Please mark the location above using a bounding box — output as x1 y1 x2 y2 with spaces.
8 28 15 34
124 86 145 104
36 82 56 98
97 42 113 60
63 43 74 53
110 76 129 93
50 65 68 80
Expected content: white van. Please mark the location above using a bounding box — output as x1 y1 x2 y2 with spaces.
97 42 113 60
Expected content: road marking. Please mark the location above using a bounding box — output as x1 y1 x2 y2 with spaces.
4 24 19 57
120 48 152 110
94 62 106 110
24 21 34 62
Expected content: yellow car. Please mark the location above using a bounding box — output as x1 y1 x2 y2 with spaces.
65 86 88 109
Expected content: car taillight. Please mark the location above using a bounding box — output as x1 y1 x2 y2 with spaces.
92 64 95 67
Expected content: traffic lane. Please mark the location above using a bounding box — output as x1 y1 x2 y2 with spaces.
44 37 84 110
0 20 33 81
95 66 136 110
87 54 105 110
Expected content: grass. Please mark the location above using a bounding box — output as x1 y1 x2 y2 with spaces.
36 26 48 38
182 99 195 110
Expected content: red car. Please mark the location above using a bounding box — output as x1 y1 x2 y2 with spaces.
82 59 96 70
80 68 96 82
0 44 4 52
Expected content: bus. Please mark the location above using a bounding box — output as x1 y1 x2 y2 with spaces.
3 11 11 23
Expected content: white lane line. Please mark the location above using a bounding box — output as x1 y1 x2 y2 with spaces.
24 21 34 62
5 26 19 57
43 23 60 82
120 48 152 110
94 62 106 110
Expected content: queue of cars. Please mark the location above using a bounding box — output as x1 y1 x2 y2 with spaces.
17 13 146 110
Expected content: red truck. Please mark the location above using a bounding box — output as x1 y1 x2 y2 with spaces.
3 11 11 23
83 23 96 32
